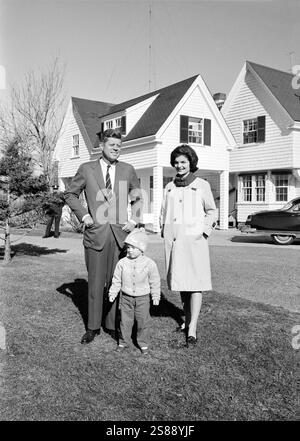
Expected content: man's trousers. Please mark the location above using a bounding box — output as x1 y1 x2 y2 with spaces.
45 214 61 238
84 228 124 331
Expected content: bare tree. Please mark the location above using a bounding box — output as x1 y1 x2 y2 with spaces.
10 57 67 185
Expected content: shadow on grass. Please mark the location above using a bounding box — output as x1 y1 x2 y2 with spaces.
150 292 184 327
56 279 184 333
0 242 68 260
56 278 88 329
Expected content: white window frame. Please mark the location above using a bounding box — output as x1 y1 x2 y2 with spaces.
243 118 258 144
255 174 265 202
188 117 203 145
72 134 79 157
105 120 113 129
115 117 122 128
104 116 125 133
240 173 266 203
274 173 289 202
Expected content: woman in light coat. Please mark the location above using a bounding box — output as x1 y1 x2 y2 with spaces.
160 145 217 346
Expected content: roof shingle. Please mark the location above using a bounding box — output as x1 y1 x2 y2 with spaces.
124 75 198 141
72 97 114 147
248 61 300 122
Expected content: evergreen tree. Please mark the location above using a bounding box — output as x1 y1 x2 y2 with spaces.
0 138 48 263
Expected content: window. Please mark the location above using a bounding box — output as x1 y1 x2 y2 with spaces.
274 174 289 202
150 175 153 205
103 116 126 134
188 117 203 144
243 116 266 144
72 134 79 156
291 203 300 212
115 117 122 128
240 174 266 202
255 174 265 202
180 115 211 146
242 175 252 202
243 119 257 144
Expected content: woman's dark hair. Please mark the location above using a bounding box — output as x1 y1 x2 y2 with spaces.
170 144 198 172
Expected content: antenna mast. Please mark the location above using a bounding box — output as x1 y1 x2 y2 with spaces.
148 2 152 92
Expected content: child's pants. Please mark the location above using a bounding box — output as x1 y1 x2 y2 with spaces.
119 293 151 349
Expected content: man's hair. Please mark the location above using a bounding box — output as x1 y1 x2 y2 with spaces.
170 144 198 172
102 128 122 143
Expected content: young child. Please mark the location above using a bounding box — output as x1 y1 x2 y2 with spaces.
109 229 160 354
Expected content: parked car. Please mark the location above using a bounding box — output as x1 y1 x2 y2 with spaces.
240 197 300 245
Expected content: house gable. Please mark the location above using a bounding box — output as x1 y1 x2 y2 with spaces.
156 76 236 171
223 62 295 172
55 98 93 178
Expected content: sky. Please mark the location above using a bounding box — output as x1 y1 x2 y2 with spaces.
0 0 300 108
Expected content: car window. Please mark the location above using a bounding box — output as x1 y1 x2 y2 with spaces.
281 201 293 210
291 203 300 212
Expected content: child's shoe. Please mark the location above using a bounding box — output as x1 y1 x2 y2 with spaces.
141 347 149 355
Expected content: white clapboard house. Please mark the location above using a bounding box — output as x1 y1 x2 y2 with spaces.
222 61 300 223
54 75 236 232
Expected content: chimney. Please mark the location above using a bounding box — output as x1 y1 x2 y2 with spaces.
213 92 226 110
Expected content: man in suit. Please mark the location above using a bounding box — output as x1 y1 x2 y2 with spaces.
42 187 65 239
64 129 142 344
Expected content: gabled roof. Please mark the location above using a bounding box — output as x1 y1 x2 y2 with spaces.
72 97 114 147
100 75 198 141
247 61 300 122
72 75 201 144
126 75 198 141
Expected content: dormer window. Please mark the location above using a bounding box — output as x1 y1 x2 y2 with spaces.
102 116 126 135
115 117 122 128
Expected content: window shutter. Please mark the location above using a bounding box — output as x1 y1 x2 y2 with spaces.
180 115 189 143
204 118 211 146
121 116 126 134
94 133 101 148
257 116 265 142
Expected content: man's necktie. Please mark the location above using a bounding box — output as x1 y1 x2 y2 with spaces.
105 164 113 202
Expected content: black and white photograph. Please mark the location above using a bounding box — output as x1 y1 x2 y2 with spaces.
0 0 299 427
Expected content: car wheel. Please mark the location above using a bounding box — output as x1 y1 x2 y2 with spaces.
271 234 295 245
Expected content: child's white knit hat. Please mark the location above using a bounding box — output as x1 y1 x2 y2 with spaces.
124 229 149 252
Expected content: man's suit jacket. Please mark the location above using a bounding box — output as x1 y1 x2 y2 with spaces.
64 158 142 250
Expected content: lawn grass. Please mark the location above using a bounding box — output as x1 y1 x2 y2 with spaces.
0 241 299 421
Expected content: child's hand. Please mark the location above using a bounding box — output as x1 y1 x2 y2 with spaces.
153 300 159 306
109 295 115 302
